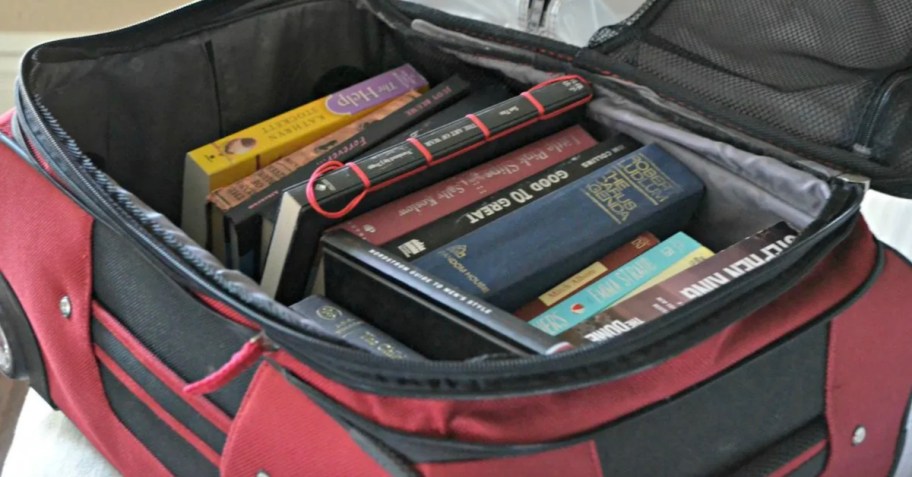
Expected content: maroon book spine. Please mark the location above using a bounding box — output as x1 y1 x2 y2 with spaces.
514 233 659 320
558 222 799 346
338 125 597 245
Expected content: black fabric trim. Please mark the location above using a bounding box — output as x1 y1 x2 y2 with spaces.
787 449 828 477
98 364 218 477
0 273 52 406
92 221 257 415
92 318 227 453
888 390 912 477
728 418 827 477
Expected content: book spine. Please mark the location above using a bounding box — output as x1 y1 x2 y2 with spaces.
412 144 706 311
340 126 598 245
527 233 703 335
514 232 658 320
616 245 714 302
558 222 798 346
387 136 642 260
322 231 571 355
306 77 594 212
209 91 422 212
225 76 472 225
289 296 426 360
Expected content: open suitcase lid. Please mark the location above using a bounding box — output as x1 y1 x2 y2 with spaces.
400 0 912 198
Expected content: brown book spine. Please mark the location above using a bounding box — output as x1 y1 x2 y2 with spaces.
514 233 659 320
558 222 798 346
208 90 422 211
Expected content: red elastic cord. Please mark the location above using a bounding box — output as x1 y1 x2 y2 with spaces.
465 113 491 139
529 74 592 92
521 91 547 117
184 337 266 396
406 137 435 164
306 161 372 220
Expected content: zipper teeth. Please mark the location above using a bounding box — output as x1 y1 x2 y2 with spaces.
856 72 912 150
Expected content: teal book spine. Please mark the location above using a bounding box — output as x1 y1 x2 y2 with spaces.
528 232 703 336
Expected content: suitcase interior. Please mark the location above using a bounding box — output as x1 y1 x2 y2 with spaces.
21 0 836 262
9 1 912 476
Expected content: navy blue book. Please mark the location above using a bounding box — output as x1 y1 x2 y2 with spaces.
411 144 705 311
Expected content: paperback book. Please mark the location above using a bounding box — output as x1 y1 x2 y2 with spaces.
182 64 428 245
289 295 425 360
558 222 799 346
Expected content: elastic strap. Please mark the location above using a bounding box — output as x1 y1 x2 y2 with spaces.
306 161 372 220
406 137 434 164
521 91 546 117
184 336 266 395
465 113 491 139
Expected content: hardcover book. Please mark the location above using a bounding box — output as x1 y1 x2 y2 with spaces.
558 222 799 346
514 232 659 320
216 76 471 275
387 135 642 260
339 125 598 246
412 143 706 311
182 64 429 245
320 230 572 359
527 232 705 336
289 295 425 360
261 77 592 303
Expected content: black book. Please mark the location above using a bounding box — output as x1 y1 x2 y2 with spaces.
320 231 572 359
261 77 593 303
289 295 426 360
221 76 472 278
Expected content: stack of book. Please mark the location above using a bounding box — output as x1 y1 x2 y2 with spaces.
179 63 799 361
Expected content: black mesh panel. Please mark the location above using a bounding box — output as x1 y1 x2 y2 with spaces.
591 0 912 196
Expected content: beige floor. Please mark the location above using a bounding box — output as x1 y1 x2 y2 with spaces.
1 3 912 476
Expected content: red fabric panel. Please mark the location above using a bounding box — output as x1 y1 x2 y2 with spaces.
93 301 232 433
769 442 826 477
95 346 221 466
823 247 912 477
416 442 603 477
221 363 391 477
273 222 878 444
0 127 170 475
195 293 260 331
0 109 13 135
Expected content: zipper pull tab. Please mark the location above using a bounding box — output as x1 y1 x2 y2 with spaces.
184 333 275 396
834 173 871 193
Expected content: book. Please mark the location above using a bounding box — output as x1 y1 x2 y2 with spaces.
289 295 425 360
527 232 705 336
339 125 598 246
182 64 429 245
514 233 659 320
262 77 593 303
218 77 472 276
412 144 706 311
387 135 642 260
207 90 423 265
617 243 714 302
558 222 799 346
320 230 572 359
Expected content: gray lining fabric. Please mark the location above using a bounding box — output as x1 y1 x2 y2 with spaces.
431 48 832 247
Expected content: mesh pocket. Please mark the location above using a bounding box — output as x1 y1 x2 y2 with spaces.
590 0 912 194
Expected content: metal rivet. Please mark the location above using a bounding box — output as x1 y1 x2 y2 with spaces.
852 426 867 445
59 296 72 319
256 471 269 477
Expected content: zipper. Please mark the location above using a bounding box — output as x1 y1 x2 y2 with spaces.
852 70 912 156
11 6 870 398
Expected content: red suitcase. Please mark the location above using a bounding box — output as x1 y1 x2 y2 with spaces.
0 0 911 475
